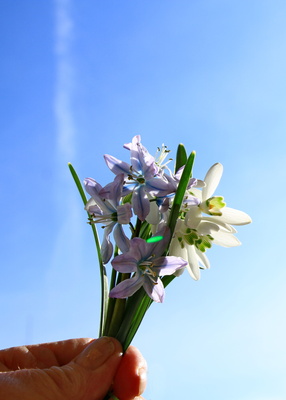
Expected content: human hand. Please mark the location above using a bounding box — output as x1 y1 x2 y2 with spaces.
0 337 147 400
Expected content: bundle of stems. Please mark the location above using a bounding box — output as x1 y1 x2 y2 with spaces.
68 145 195 351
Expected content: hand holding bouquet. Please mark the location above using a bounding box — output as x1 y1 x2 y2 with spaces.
69 135 251 398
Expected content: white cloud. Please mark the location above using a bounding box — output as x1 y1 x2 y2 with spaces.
45 0 88 333
54 0 75 162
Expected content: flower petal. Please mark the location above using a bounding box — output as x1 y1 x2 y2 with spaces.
195 248 210 269
132 185 150 221
104 154 131 176
84 178 110 212
186 245 200 280
101 224 114 264
146 176 173 197
126 237 149 261
218 207 252 225
197 220 220 235
99 174 125 205
145 196 160 225
143 276 165 303
84 198 103 216
109 274 144 299
153 256 187 276
135 140 158 178
145 226 171 259
113 224 130 254
197 216 237 233
111 252 138 273
185 207 202 229
84 177 103 197
211 231 241 247
123 135 141 151
169 237 188 259
203 163 223 201
117 203 132 224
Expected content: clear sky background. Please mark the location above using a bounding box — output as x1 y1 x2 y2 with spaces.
1 1 286 399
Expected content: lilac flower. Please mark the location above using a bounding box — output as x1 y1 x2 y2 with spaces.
156 166 204 213
84 174 132 264
104 135 173 221
109 227 187 302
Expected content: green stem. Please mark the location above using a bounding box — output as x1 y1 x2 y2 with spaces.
133 218 142 238
167 151 196 239
115 287 146 350
124 294 152 350
102 267 117 336
162 150 196 285
68 163 108 337
107 298 126 337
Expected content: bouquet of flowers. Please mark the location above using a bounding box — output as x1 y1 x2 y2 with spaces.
69 135 251 396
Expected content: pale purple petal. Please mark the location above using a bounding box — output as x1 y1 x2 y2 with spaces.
129 237 149 261
101 224 115 264
151 226 171 255
129 135 143 173
104 154 131 176
113 224 130 254
132 185 150 221
99 174 125 205
122 183 137 196
111 253 138 273
138 145 158 178
109 274 144 299
129 136 158 178
152 256 187 276
84 177 103 198
143 277 165 303
146 176 173 197
84 178 113 213
123 135 141 151
143 226 170 259
123 237 148 261
116 203 132 224
84 198 103 216
184 194 201 207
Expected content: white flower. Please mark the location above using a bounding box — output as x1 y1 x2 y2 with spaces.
195 163 252 225
169 219 211 280
169 163 251 280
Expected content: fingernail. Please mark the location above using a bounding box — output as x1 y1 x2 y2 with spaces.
138 365 148 394
75 337 117 371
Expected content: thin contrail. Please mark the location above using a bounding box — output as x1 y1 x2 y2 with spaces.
47 0 85 320
54 0 75 162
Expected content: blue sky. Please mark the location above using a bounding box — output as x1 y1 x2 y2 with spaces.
1 1 286 399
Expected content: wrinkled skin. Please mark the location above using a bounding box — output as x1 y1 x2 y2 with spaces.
0 337 147 400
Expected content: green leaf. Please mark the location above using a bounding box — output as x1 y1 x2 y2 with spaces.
175 143 188 173
168 150 196 238
162 150 196 288
68 163 108 337
68 162 89 205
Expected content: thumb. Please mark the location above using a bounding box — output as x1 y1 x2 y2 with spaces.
70 336 123 399
1 337 122 400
